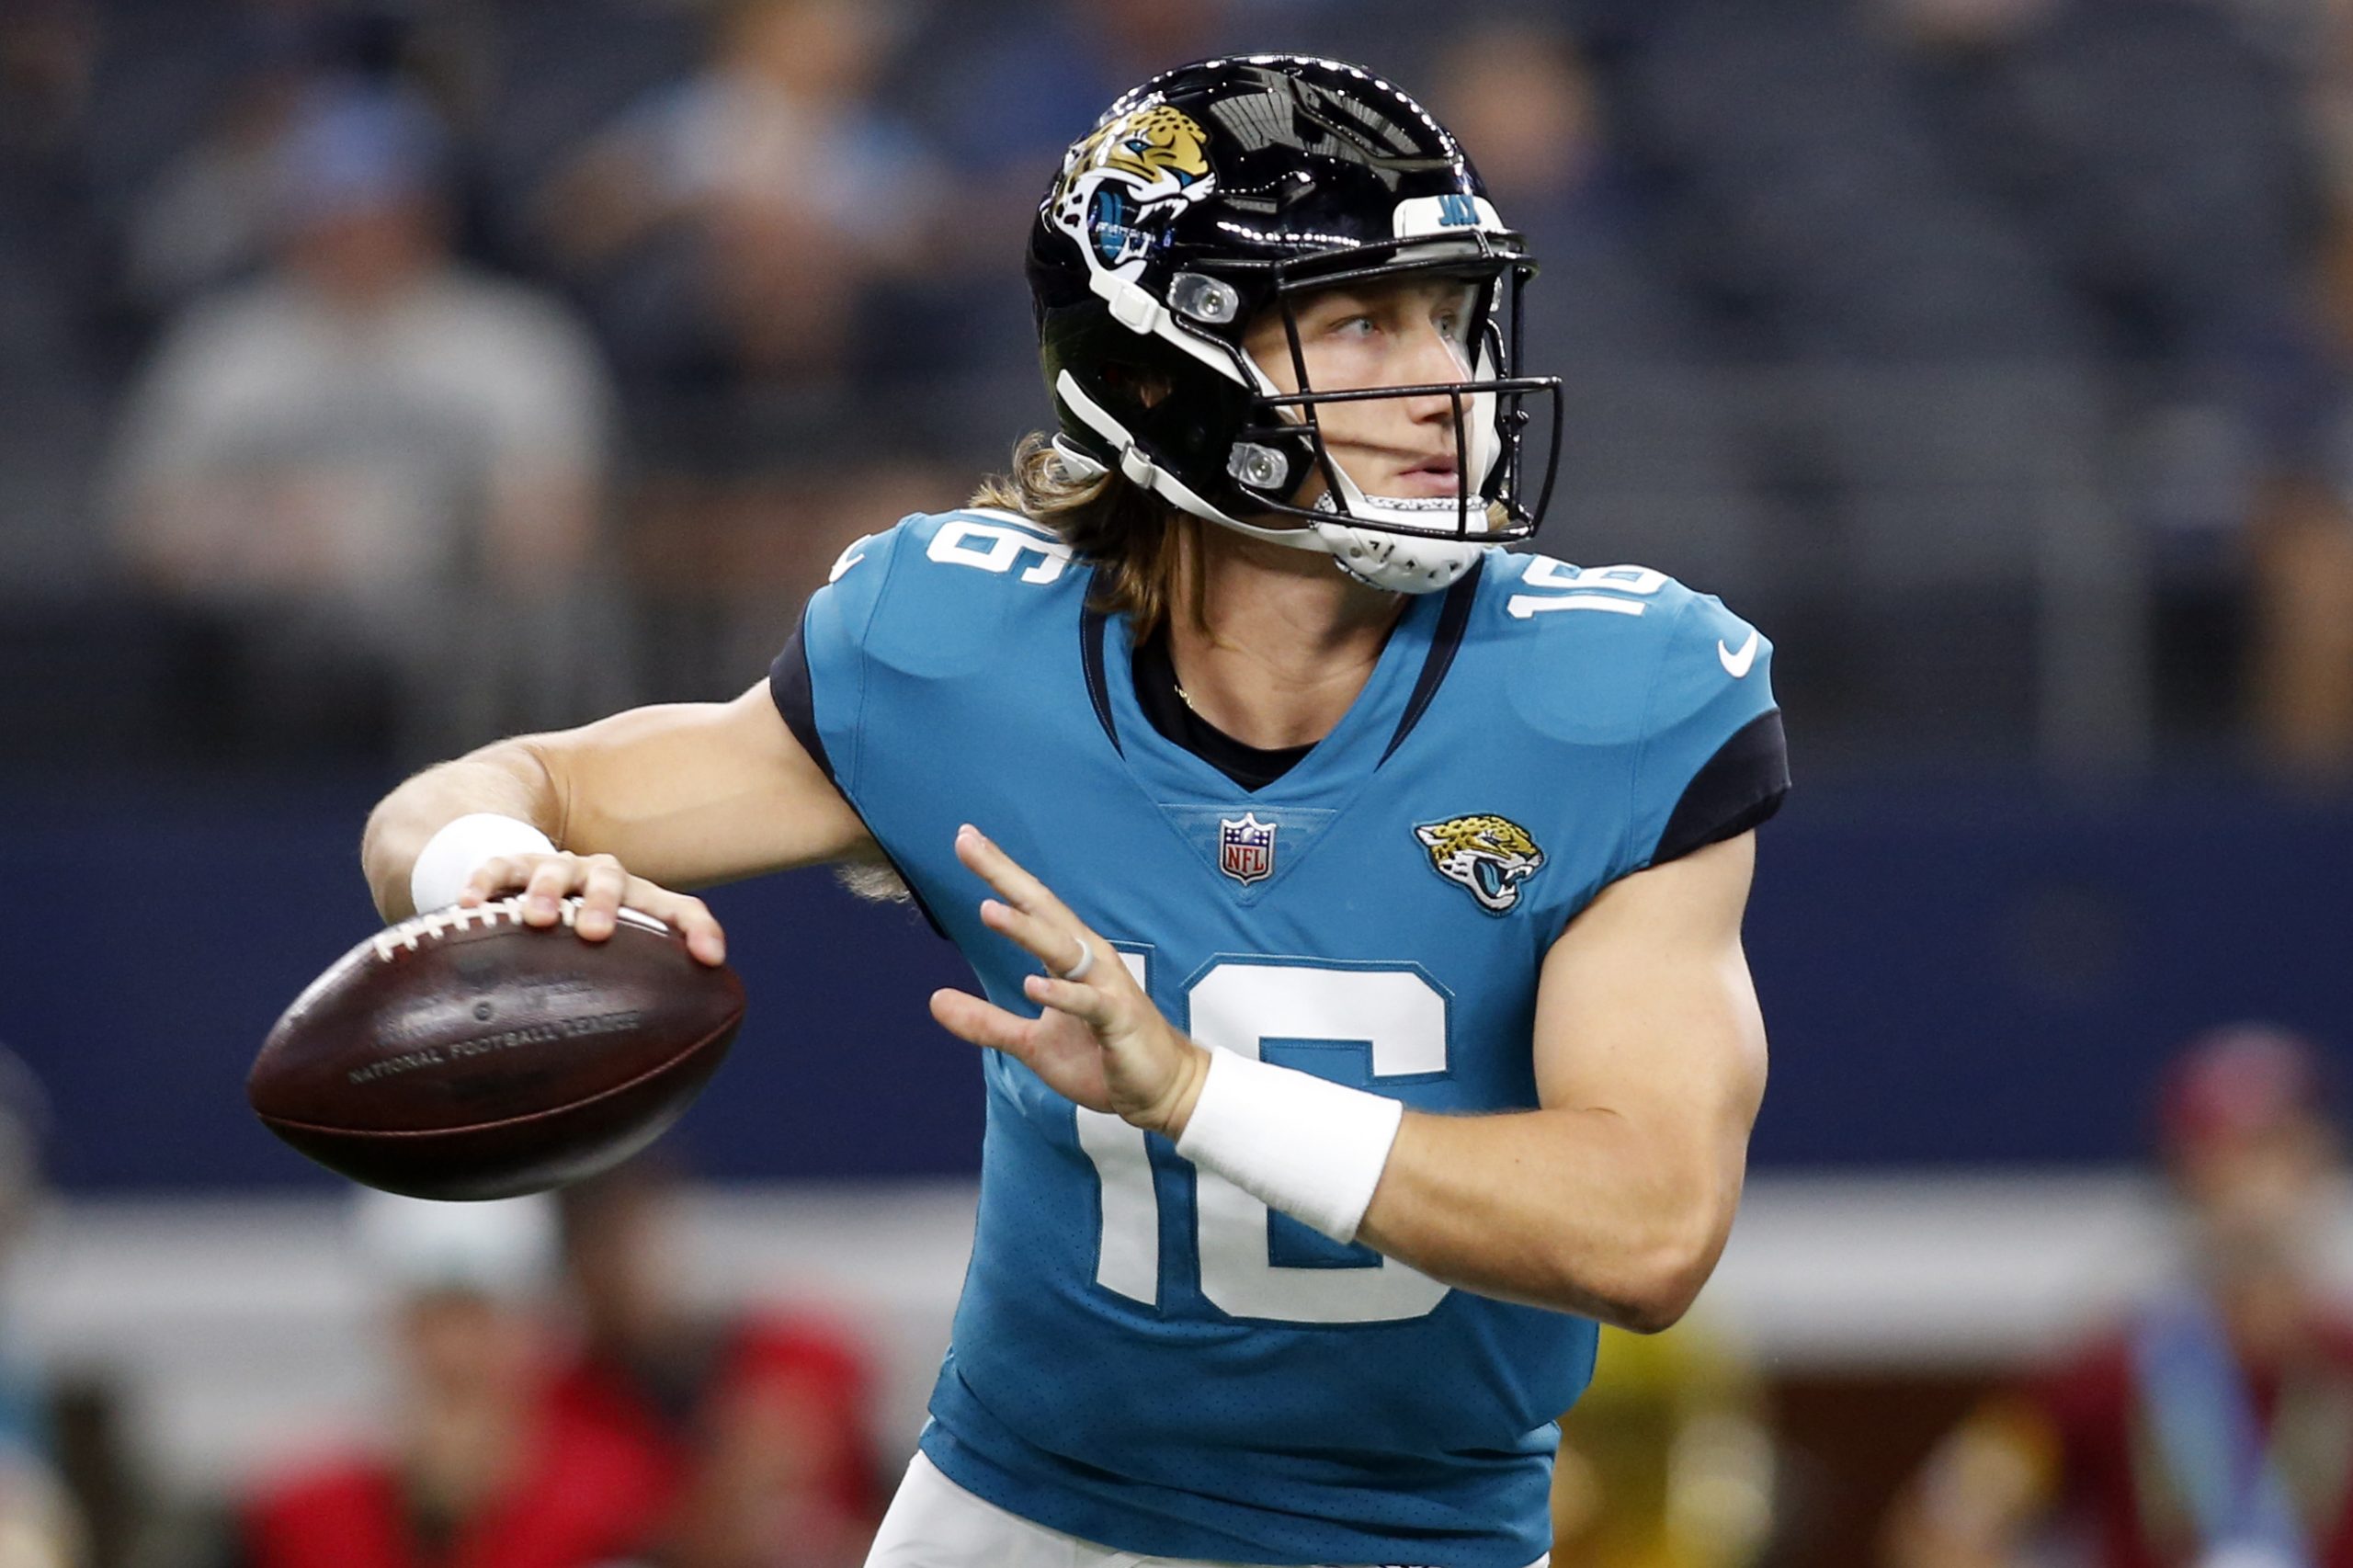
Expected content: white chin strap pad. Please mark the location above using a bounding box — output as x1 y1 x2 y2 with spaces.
1311 515 1485 594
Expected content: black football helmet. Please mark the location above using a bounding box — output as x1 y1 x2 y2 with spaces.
1028 55 1561 592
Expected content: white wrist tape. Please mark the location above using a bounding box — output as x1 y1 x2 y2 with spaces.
1174 1049 1404 1245
409 812 556 914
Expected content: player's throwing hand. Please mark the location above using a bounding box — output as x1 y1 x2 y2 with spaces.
458 851 728 967
931 824 1210 1136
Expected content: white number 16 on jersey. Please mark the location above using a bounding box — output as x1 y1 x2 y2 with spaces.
1075 956 1452 1325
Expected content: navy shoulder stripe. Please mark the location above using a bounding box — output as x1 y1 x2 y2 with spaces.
767 623 834 785
1653 709 1789 868
767 619 950 940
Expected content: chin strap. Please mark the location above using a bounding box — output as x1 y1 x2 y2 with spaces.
1307 498 1486 594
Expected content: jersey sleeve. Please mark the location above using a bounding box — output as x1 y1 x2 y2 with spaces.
767 524 907 812
1625 591 1789 874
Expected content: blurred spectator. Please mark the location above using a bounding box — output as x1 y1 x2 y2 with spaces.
550 1162 881 1568
892 0 1247 408
233 1193 665 1568
1884 1025 2353 1568
106 80 617 758
119 38 313 312
2247 473 2353 779
0 1051 84 1568
1552 1316 1776 1568
530 0 947 654
1429 18 1634 359
113 1 492 315
534 0 936 393
908 0 1242 249
0 0 110 593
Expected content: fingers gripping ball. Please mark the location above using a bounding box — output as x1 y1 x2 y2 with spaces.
249 897 745 1199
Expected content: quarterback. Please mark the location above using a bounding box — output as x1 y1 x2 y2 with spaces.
363 57 1788 1568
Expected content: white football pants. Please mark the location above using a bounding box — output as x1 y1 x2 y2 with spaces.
864 1450 1551 1568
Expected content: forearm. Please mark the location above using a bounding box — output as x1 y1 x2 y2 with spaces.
1350 838 1768 1327
1352 1106 1742 1329
361 741 563 921
1154 1045 1749 1330
361 687 875 925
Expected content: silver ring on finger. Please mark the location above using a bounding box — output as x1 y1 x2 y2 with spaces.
1057 939 1096 983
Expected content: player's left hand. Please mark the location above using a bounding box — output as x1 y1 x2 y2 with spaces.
930 824 1209 1136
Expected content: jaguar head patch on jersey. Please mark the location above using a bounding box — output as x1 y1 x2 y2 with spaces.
1415 814 1545 915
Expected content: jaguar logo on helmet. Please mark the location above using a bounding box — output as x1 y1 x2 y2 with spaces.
1051 104 1217 273
1415 814 1545 915
1069 104 1211 192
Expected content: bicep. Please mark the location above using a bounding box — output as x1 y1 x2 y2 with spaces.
535 681 877 888
1532 833 1768 1162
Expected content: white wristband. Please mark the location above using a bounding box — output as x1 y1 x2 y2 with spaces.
1173 1049 1404 1245
408 812 556 915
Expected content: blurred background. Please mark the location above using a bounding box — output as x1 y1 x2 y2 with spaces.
6 0 2353 1563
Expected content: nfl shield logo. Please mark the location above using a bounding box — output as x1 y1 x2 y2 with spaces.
1218 812 1277 886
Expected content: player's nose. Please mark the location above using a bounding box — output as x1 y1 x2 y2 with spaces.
1396 321 1474 422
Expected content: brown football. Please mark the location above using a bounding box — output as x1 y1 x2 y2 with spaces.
248 897 744 1199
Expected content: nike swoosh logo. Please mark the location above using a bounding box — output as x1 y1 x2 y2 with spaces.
1718 630 1759 678
827 551 866 584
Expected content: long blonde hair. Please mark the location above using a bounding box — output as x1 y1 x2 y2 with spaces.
968 432 1201 642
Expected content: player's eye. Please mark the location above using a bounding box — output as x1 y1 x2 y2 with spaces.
1434 286 1479 341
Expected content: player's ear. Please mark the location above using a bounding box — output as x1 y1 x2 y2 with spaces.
1105 363 1172 409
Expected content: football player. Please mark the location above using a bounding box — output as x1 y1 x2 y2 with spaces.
362 57 1790 1568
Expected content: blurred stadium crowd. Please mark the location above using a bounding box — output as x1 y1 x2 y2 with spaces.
9 1 2353 1566
2 1095 892 1568
6 0 2353 774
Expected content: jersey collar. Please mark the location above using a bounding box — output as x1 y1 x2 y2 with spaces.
1081 557 1484 805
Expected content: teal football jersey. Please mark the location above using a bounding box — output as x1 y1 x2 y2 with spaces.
771 508 1784 1568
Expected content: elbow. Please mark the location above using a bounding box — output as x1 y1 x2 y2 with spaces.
1602 1265 1708 1335
1571 1220 1728 1335
1582 1256 1708 1334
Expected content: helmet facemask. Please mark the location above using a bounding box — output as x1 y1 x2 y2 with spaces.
1222 240 1561 589
1053 238 1560 594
